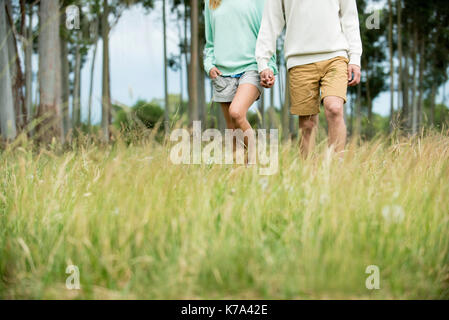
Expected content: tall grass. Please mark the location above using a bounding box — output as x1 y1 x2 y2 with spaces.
1 131 448 299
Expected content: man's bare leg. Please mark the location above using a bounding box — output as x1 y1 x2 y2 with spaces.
299 115 318 158
323 96 346 153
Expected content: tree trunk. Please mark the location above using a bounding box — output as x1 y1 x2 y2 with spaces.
354 79 362 137
102 0 111 142
259 90 265 129
184 2 190 106
429 83 436 127
402 26 410 127
5 0 25 130
61 39 71 137
429 11 442 128
411 27 418 134
0 1 17 139
397 0 403 118
162 0 169 134
388 0 395 130
417 38 425 130
198 33 206 125
277 63 284 112
189 0 199 123
349 93 354 134
198 69 206 125
268 87 275 129
88 19 99 130
443 82 446 106
60 8 70 138
282 70 290 140
364 58 373 137
73 38 81 129
343 92 349 131
24 5 33 127
37 0 62 143
55 21 63 142
179 56 183 111
177 10 183 110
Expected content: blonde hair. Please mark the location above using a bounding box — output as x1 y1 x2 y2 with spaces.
210 0 221 9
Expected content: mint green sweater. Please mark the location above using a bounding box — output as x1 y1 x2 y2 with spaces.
204 0 277 77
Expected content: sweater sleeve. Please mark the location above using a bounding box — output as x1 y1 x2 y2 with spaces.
339 0 363 67
204 3 216 75
256 0 285 73
268 55 278 75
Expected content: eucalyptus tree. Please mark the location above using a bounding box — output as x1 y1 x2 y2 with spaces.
351 0 387 137
0 0 17 140
4 0 25 130
87 0 101 129
394 0 449 131
37 0 63 143
24 1 33 126
162 0 169 133
100 0 154 141
189 0 199 124
60 0 75 136
387 0 396 130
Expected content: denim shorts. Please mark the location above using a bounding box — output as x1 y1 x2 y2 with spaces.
211 70 263 103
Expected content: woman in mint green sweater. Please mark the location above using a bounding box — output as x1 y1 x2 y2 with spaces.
204 0 277 140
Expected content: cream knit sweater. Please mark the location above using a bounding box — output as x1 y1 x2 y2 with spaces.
256 0 363 71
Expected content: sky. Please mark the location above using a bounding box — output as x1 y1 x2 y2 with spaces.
78 1 447 125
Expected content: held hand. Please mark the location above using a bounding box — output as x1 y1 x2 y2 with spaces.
348 64 361 86
209 67 222 79
260 69 275 89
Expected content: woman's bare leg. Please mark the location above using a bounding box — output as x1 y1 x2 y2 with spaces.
229 84 260 164
220 103 236 130
229 84 260 132
220 102 238 153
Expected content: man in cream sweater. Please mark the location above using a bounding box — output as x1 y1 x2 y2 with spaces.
256 0 362 157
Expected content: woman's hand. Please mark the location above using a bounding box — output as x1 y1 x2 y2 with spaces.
260 69 275 88
209 67 222 79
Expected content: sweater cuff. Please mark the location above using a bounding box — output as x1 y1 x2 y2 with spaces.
349 54 361 68
204 63 215 76
257 59 270 73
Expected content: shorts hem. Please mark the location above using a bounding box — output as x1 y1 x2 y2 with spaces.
213 97 235 103
239 81 263 94
291 108 320 116
321 93 347 104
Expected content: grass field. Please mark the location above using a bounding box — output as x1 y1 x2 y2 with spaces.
1 131 449 299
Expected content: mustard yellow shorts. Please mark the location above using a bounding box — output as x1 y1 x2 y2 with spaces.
288 56 349 116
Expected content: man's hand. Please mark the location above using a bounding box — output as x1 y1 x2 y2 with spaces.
348 64 361 86
209 67 222 79
260 69 275 88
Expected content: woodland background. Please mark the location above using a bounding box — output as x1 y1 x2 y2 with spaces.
1 0 448 143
